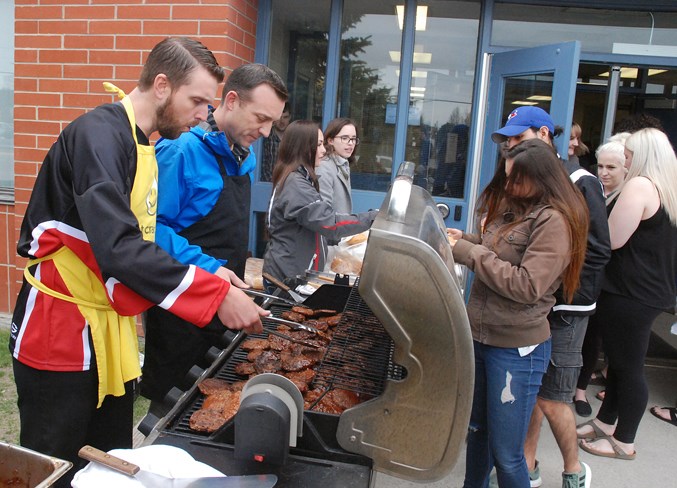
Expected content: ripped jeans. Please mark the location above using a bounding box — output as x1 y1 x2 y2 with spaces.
463 339 551 488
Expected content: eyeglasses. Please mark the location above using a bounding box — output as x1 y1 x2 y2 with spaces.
337 135 360 145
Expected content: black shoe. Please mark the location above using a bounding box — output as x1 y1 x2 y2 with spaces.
574 398 592 417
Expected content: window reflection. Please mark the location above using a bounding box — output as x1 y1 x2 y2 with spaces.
406 1 480 198
336 0 403 192
262 0 331 181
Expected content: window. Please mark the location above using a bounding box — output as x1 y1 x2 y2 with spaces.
0 1 14 192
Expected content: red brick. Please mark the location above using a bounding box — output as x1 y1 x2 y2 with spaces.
14 175 40 191
16 5 63 20
64 35 115 50
114 66 144 81
38 107 86 122
63 93 114 108
65 5 116 19
39 79 89 94
15 21 39 35
142 21 198 36
224 25 244 44
115 35 166 51
15 148 52 163
64 64 114 79
34 0 88 4
89 50 142 65
15 35 62 49
199 21 228 37
14 135 37 149
16 63 62 78
39 49 88 64
16 120 62 135
14 162 40 177
39 21 89 35
15 92 61 107
15 50 38 63
89 20 142 35
13 78 39 92
172 5 231 20
14 107 36 119
117 5 171 20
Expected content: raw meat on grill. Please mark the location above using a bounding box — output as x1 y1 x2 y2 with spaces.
189 408 229 433
197 378 232 396
234 361 257 376
291 306 315 317
241 338 270 351
254 350 282 374
189 304 376 433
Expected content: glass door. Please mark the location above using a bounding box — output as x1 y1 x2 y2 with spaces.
478 41 581 195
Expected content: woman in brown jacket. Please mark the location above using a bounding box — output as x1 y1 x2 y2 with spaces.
448 139 589 488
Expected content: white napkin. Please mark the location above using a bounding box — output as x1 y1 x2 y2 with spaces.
71 444 225 487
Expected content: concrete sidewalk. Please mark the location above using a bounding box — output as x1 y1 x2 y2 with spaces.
374 360 677 487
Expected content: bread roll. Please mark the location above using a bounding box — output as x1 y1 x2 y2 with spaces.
347 231 368 246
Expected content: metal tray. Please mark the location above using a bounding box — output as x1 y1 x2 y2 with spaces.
0 441 72 488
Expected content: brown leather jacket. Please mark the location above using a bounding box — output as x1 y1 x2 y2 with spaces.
452 205 571 348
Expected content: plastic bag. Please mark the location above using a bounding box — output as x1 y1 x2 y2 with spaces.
325 231 368 276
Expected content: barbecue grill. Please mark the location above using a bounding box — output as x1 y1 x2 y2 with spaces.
139 162 473 486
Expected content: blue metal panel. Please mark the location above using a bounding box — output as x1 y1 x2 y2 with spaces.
322 0 343 127
391 0 417 181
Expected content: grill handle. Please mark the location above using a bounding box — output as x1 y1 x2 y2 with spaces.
386 161 415 223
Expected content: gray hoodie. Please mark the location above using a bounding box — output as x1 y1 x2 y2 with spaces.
263 167 377 282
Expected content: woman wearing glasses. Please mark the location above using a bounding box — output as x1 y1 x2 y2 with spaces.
263 120 377 285
317 118 360 214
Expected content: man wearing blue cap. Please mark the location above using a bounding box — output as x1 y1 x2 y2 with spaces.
489 106 610 488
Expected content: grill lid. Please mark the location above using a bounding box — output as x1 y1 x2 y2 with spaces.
336 162 474 482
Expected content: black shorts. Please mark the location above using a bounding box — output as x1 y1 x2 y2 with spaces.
538 314 589 402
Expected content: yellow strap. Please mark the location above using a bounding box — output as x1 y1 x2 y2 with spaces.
24 250 113 311
103 82 126 100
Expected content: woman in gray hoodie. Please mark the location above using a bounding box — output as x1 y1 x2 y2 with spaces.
263 120 377 286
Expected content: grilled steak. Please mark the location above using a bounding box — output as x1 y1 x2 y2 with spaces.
280 311 306 322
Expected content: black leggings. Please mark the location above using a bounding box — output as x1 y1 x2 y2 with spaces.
576 311 604 391
595 292 663 443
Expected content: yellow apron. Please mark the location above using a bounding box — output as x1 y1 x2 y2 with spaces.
24 85 158 407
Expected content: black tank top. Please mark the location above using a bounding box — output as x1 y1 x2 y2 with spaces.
603 206 677 310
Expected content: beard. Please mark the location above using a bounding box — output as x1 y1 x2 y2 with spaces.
156 97 186 140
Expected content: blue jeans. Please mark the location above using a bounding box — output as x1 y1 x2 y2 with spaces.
463 339 551 488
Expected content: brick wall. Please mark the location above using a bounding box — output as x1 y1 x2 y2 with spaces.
6 0 259 313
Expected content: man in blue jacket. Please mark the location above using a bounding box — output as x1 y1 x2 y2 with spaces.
491 106 610 488
141 64 288 412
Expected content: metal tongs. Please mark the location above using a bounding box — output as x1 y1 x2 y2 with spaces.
264 314 320 335
264 328 321 349
242 288 297 306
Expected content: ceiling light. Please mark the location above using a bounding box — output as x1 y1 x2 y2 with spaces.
389 51 433 64
512 100 538 106
396 5 428 31
397 69 428 78
410 86 426 92
527 95 552 101
599 67 667 79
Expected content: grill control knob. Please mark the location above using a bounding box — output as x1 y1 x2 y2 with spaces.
436 202 450 219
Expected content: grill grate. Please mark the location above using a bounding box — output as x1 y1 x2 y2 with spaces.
166 282 403 436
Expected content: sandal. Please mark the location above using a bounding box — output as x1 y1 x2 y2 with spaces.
579 437 636 461
576 419 608 440
595 390 605 401
649 406 677 427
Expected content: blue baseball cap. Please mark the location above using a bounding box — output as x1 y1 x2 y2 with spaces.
491 106 555 143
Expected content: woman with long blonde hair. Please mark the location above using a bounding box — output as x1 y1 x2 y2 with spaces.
577 128 677 460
